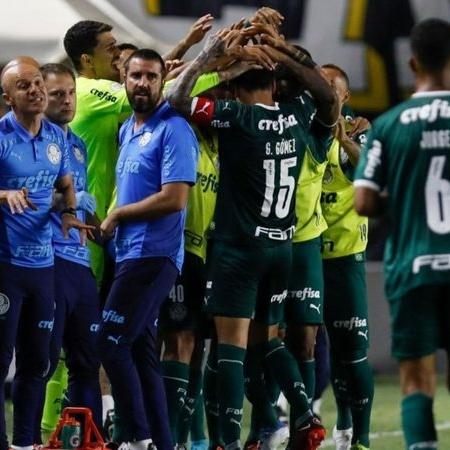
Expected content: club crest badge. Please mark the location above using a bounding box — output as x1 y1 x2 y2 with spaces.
47 143 62 165
169 303 187 322
139 132 152 147
0 293 10 315
322 164 334 185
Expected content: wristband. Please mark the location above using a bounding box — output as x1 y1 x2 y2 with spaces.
61 207 77 217
294 50 317 69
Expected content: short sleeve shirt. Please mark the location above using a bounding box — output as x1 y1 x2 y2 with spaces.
0 112 70 267
115 101 198 270
51 129 90 267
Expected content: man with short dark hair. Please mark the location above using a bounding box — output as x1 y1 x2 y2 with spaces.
98 48 198 450
114 43 138 83
354 18 450 450
320 64 373 450
63 20 132 285
40 62 102 434
0 59 90 450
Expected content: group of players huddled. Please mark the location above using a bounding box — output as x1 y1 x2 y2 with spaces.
0 6 449 450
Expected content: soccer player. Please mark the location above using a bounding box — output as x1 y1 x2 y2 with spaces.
114 43 138 84
158 115 218 448
63 20 131 285
320 64 373 450
354 18 450 450
167 30 338 450
0 59 90 450
41 63 102 429
98 49 198 450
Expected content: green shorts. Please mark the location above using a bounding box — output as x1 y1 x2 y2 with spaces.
285 237 324 325
205 240 292 325
323 252 369 353
159 251 207 332
388 283 450 360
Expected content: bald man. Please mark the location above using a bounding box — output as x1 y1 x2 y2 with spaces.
0 60 90 450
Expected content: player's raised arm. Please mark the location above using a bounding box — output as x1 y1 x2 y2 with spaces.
166 29 274 118
261 42 339 127
165 30 231 116
163 14 214 62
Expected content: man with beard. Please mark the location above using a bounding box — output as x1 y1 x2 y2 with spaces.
98 49 198 450
0 59 90 450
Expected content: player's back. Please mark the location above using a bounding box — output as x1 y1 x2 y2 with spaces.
210 100 315 245
360 91 450 297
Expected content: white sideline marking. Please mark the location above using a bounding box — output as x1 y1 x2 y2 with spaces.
319 421 450 448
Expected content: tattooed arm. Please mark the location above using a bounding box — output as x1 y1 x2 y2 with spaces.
166 29 274 116
165 31 227 116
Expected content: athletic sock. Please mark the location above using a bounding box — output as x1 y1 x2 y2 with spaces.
190 389 207 442
217 344 246 448
299 359 315 406
330 359 352 430
313 326 330 401
345 356 373 447
161 360 190 443
177 367 204 444
264 338 312 428
204 342 223 447
288 359 314 436
41 358 68 434
245 344 278 437
102 394 114 423
401 392 437 450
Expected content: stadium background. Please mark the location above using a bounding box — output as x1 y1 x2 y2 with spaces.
1 0 450 382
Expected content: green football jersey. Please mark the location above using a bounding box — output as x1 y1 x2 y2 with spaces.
71 77 132 220
355 91 450 299
203 98 330 245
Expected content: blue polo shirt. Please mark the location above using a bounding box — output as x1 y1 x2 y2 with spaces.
115 101 198 270
51 128 90 267
0 112 71 268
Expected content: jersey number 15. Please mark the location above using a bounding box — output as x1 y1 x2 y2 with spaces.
261 157 297 219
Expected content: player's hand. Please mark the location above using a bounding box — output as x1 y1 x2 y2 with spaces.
230 17 246 31
203 27 250 58
334 116 352 144
232 45 276 71
184 14 214 47
250 7 284 29
347 116 371 139
219 60 264 82
258 44 292 66
100 211 120 238
75 191 97 215
61 213 95 245
242 22 283 44
4 188 38 214
165 59 185 73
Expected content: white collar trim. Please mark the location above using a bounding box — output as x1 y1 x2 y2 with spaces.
412 90 450 98
255 102 280 110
